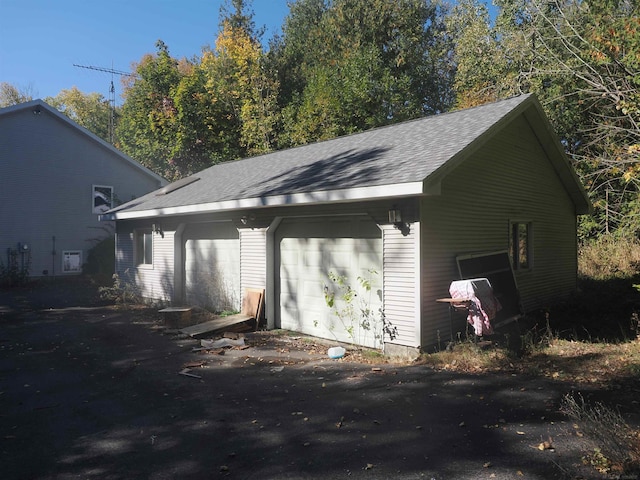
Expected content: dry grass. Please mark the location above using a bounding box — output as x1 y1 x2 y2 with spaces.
419 337 640 389
419 335 640 476
415 341 516 373
561 393 640 476
579 235 640 279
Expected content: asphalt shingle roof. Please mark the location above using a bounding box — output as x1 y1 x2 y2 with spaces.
109 95 536 216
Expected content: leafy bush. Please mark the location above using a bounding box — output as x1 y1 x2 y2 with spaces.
323 270 397 349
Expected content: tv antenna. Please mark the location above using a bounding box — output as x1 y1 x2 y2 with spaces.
73 64 139 144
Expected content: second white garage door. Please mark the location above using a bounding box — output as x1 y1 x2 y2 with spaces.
184 222 240 312
277 216 382 347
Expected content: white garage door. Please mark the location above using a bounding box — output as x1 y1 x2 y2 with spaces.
184 222 240 312
277 217 382 347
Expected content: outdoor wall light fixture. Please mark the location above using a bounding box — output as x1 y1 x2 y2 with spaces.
240 214 256 225
389 206 410 236
32 106 41 115
152 223 164 238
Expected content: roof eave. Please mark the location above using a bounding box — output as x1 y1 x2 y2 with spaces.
522 101 592 215
101 181 425 221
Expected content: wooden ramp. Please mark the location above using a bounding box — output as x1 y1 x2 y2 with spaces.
180 288 264 338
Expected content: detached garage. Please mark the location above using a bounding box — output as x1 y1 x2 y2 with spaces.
104 94 590 354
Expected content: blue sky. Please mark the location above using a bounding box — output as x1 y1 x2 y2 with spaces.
1 1 499 105
0 0 290 102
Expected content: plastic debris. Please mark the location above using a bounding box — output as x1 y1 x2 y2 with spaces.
327 346 345 359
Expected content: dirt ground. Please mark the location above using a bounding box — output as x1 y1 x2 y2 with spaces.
0 278 634 479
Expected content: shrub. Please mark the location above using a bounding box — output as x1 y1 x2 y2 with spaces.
98 270 142 306
323 270 397 349
83 236 115 276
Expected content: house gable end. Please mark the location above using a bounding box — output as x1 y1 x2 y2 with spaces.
423 97 591 215
0 100 165 186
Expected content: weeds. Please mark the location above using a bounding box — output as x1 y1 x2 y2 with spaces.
0 247 31 288
417 339 516 373
98 271 142 306
323 270 397 349
579 235 640 280
561 393 640 475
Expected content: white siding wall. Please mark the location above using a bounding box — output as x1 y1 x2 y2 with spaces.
115 229 174 303
139 230 174 302
420 116 579 348
382 224 420 347
240 228 267 290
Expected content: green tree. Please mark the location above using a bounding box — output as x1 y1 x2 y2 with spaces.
446 0 513 109
46 87 113 142
275 0 454 147
201 1 279 157
117 40 187 180
492 0 640 236
170 64 226 170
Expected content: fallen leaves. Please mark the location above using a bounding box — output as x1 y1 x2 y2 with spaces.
537 437 555 451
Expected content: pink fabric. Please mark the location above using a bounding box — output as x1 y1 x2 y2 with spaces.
449 278 502 336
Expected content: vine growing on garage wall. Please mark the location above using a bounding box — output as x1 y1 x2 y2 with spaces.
323 270 397 349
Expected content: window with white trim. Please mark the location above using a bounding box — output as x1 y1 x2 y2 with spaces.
135 228 153 266
62 250 82 273
509 222 531 270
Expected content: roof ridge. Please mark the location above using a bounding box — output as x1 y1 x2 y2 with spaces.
206 94 533 169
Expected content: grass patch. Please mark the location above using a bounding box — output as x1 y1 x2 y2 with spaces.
418 293 640 478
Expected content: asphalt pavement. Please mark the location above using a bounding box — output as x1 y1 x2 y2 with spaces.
0 280 600 479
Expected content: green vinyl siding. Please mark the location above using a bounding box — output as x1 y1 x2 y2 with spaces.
420 115 578 348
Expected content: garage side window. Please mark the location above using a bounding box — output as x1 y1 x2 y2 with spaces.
135 228 153 266
509 222 531 270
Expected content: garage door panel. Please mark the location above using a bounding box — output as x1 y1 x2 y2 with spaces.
278 217 382 348
280 248 299 266
303 279 324 297
281 306 300 328
327 250 351 269
304 250 323 268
